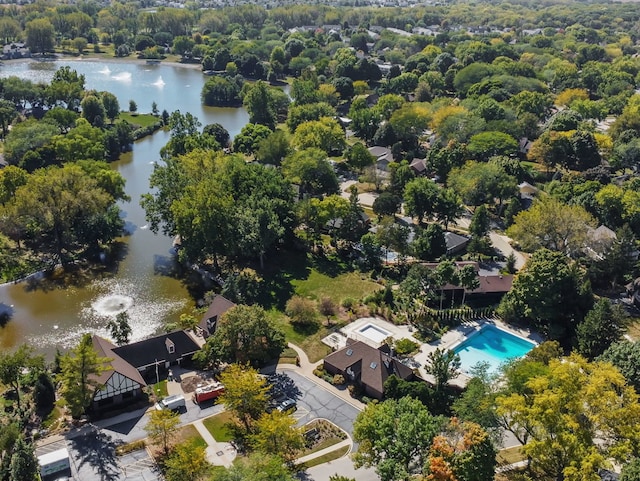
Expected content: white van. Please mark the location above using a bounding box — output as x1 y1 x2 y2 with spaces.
155 394 186 412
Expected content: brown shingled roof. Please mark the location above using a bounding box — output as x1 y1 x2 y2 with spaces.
200 295 236 332
324 340 414 396
91 335 146 387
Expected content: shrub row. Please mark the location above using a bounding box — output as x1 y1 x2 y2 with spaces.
132 121 163 140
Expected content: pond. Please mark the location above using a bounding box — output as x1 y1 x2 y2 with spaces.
0 58 252 356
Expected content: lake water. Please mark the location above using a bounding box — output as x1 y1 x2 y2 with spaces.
0 59 251 356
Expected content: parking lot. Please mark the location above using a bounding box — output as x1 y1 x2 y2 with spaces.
272 370 362 437
36 428 161 481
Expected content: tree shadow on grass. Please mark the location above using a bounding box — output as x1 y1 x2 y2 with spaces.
311 253 351 278
256 249 312 310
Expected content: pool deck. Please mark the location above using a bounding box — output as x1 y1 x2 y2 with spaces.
323 317 543 387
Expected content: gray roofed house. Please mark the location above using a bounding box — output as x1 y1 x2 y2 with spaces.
444 231 470 255
323 340 417 399
113 330 201 374
368 146 394 171
199 294 236 337
410 158 427 175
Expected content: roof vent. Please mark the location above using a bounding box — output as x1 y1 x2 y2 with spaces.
370 362 377 369
346 349 353 356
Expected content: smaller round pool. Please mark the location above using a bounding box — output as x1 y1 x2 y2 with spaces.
452 324 536 374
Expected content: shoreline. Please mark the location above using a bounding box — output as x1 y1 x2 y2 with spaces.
2 53 204 71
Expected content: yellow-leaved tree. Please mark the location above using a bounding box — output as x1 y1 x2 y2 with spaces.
496 353 640 481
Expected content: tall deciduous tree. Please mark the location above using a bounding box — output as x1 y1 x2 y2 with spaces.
498 249 593 344
249 411 305 464
25 18 55 54
425 348 461 393
145 408 180 456
196 306 286 367
212 453 296 481
107 311 132 346
353 396 444 481
0 345 43 410
243 81 278 130
59 333 109 419
217 364 269 433
425 419 496 481
404 178 441 224
507 197 596 256
4 164 120 264
496 354 640 481
163 441 209 481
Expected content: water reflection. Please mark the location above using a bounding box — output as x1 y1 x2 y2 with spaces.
0 59 252 356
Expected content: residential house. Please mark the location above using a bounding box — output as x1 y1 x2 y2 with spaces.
2 42 30 60
518 181 538 197
323 340 417 399
368 146 394 171
91 336 147 410
444 231 470 255
518 137 533 156
410 158 427 176
422 261 514 301
198 295 236 337
90 330 202 410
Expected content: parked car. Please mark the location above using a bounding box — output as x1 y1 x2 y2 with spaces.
155 394 186 412
276 398 297 413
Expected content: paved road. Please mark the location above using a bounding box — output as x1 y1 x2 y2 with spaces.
97 396 224 444
299 457 380 481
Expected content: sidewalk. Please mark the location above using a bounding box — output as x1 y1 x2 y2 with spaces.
192 419 237 467
282 343 365 412
295 439 351 465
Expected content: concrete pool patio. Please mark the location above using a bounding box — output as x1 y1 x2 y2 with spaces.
323 317 543 386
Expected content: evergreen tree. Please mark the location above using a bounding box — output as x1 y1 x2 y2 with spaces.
59 333 108 419
9 436 38 481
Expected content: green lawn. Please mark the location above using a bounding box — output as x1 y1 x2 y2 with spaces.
268 308 333 362
152 380 168 398
177 424 207 450
497 446 525 465
292 270 381 305
119 112 159 127
302 445 350 468
202 411 234 442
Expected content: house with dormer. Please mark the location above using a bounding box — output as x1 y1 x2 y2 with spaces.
323 339 416 399
90 330 201 410
199 295 236 337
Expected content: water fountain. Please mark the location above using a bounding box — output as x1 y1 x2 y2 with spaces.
91 294 134 316
152 76 166 87
111 71 132 82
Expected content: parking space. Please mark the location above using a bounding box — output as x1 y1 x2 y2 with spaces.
37 427 162 481
274 370 361 437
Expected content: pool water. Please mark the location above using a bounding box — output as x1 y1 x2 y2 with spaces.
452 325 535 374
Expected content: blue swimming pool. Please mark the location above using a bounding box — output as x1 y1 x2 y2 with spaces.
452 324 536 374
